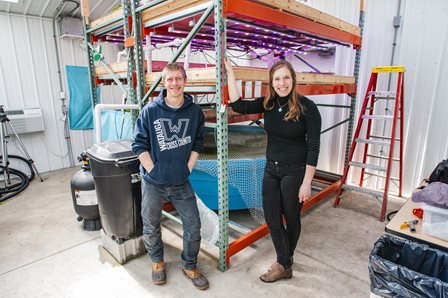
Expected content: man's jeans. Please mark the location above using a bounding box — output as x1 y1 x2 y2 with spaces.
141 179 201 270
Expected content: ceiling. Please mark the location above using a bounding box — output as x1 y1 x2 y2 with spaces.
0 0 120 20
0 0 338 56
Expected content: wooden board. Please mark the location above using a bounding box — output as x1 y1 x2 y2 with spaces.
90 8 123 29
89 0 207 29
251 0 361 37
94 61 216 76
95 62 129 76
146 67 355 85
89 0 359 38
141 0 211 23
203 107 242 120
95 63 355 86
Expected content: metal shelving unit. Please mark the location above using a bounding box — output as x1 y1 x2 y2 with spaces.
82 0 364 271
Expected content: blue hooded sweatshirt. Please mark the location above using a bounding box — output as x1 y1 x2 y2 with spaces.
132 89 204 186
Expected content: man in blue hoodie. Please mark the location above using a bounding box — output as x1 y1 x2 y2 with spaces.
132 63 207 290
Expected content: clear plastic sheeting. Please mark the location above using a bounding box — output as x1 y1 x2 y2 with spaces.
196 197 219 246
369 234 448 298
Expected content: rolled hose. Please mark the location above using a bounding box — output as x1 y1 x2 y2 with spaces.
0 155 35 181
0 155 35 203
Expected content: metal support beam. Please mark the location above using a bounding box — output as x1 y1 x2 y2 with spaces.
294 54 321 73
122 0 134 103
345 1 365 165
214 0 229 272
86 0 167 35
86 17 122 34
136 0 166 12
83 22 98 108
131 0 145 106
140 1 214 106
86 42 128 96
226 179 340 266
316 104 352 108
321 118 350 134
162 210 182 224
227 0 362 47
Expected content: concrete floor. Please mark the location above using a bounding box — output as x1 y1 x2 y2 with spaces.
0 167 404 298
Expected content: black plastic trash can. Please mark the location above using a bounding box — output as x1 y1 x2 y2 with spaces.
369 234 448 297
87 140 142 242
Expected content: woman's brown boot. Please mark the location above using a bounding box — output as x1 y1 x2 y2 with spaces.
260 262 292 283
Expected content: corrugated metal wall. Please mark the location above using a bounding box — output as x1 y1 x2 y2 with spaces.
0 14 71 172
309 0 403 192
57 34 121 160
398 0 448 194
0 13 121 172
308 0 368 178
309 0 448 196
1 1 448 196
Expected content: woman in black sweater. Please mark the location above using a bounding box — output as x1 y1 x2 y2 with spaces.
225 59 322 283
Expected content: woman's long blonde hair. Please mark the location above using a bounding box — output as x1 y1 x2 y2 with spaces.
263 60 305 121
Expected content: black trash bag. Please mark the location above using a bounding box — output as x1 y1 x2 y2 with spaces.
369 234 448 298
429 159 448 184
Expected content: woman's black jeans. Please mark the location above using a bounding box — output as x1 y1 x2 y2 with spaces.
262 160 305 269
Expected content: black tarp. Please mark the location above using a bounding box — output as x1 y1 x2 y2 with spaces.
369 234 448 297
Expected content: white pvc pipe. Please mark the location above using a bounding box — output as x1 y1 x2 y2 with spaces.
143 37 185 73
117 49 127 63
152 38 184 50
184 41 191 70
145 35 152 73
94 104 139 143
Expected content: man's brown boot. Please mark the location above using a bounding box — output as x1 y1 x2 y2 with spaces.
260 262 292 283
152 261 166 285
182 267 209 290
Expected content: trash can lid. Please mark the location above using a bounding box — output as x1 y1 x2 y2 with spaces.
87 140 137 162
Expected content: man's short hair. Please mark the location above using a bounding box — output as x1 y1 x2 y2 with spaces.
162 63 187 80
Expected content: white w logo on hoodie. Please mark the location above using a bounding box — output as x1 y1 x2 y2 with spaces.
159 118 190 141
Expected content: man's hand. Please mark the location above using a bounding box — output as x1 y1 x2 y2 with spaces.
138 151 154 173
188 151 199 173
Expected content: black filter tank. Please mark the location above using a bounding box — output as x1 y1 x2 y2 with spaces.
70 152 101 231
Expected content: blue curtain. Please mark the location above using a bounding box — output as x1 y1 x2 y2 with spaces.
66 65 99 130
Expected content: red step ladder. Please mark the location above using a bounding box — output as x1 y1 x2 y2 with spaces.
334 66 404 221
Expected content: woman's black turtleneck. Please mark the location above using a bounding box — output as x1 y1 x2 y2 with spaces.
229 95 321 166
276 95 289 104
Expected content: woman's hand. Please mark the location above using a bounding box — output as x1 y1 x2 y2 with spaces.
298 182 312 203
224 58 235 78
299 165 316 203
224 58 240 102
